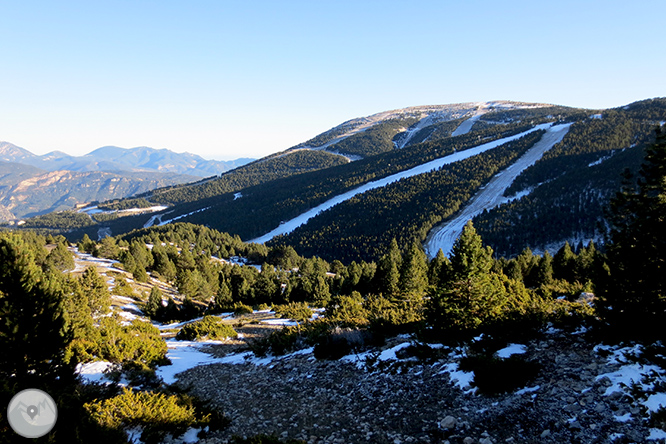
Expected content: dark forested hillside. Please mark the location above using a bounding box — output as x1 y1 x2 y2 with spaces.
168 121 551 239
322 117 418 157
472 99 665 257
52 116 559 242
145 149 350 205
15 99 666 268
270 131 545 262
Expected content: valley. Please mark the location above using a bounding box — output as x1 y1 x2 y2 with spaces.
0 142 252 221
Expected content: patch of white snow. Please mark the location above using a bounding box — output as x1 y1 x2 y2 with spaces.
496 343 527 358
648 428 666 440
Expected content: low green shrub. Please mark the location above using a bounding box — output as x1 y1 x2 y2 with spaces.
176 316 238 341
651 407 666 432
233 302 254 317
313 336 352 360
274 302 313 323
250 320 330 356
394 342 447 363
313 327 378 360
112 275 137 297
97 318 169 370
84 387 226 444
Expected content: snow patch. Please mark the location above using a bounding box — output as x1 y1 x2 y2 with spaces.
439 362 476 393
645 393 666 413
76 360 116 384
588 152 615 167
496 343 527 358
596 362 663 396
260 318 299 326
515 385 540 395
126 426 144 444
648 428 666 440
180 427 202 443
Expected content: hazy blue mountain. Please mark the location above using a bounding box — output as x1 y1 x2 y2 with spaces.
0 141 253 177
0 141 253 220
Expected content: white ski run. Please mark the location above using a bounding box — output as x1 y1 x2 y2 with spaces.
248 123 554 244
424 123 572 258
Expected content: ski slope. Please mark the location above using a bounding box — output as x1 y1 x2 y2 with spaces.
248 123 552 244
424 123 572 258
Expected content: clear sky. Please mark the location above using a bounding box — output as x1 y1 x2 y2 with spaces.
1 1 664 160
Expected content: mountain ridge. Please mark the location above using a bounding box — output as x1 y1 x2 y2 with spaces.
17 98 666 263
0 141 252 177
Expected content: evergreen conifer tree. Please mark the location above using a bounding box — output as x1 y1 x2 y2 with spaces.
77 233 96 254
427 249 449 288
43 242 75 272
399 240 429 299
0 234 72 385
376 239 402 297
553 242 577 282
95 236 120 259
427 221 507 335
144 286 164 319
80 266 111 316
598 128 666 337
534 251 554 287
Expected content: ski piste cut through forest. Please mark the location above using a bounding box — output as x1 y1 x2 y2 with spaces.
20 98 666 263
1 128 666 442
1 99 666 443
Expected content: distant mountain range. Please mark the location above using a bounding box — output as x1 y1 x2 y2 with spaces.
0 142 252 177
0 142 252 220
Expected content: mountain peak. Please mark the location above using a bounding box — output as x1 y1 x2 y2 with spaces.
0 141 36 162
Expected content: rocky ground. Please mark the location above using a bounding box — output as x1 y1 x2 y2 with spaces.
173 329 665 444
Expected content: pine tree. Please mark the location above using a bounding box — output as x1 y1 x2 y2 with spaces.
80 266 111 316
449 221 494 280
427 249 448 288
77 233 96 254
213 279 233 311
399 240 429 299
376 239 402 297
144 286 164 319
254 263 279 304
95 236 120 260
553 242 577 282
43 242 75 272
534 251 554 287
0 234 72 385
130 240 153 270
598 128 666 337
427 221 507 335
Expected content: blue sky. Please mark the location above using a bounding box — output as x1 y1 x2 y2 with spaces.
1 1 664 160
